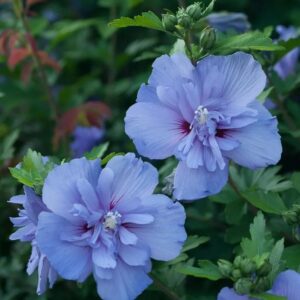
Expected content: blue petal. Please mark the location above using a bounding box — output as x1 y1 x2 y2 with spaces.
42 158 101 221
118 243 150 266
131 194 186 261
92 245 117 269
94 259 152 300
197 52 266 106
125 102 186 159
105 154 158 212
217 287 249 300
174 160 229 200
270 270 300 299
36 212 92 282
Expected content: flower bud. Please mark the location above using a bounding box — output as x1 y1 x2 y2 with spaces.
199 27 216 50
218 259 233 277
257 261 272 276
232 268 242 280
177 9 192 29
233 256 243 268
240 259 256 275
253 276 271 293
186 2 203 21
162 13 177 32
283 210 298 225
234 278 252 295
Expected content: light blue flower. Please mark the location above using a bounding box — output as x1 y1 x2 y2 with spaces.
206 12 250 33
9 187 58 295
125 52 282 200
71 125 104 158
36 154 186 300
218 270 300 299
274 25 299 79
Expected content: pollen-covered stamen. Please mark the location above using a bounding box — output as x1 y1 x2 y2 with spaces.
103 211 122 230
190 106 209 129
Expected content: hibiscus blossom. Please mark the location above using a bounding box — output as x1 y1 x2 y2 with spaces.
125 52 282 200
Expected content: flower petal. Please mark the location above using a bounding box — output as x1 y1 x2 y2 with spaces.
36 212 92 282
173 160 229 200
42 158 101 221
92 245 117 269
105 154 158 212
118 243 150 266
125 102 186 159
217 287 249 300
197 52 266 106
131 194 186 261
270 270 300 299
94 259 152 300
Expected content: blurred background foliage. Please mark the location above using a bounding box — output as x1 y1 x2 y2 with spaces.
1 0 300 299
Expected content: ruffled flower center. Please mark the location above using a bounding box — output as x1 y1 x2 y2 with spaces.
193 105 209 126
103 211 122 231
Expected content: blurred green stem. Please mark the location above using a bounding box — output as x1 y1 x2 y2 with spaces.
151 273 181 300
15 0 58 121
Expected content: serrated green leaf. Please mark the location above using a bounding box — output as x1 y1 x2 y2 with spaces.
213 31 285 55
109 11 164 31
182 236 210 252
269 238 284 280
242 191 286 215
240 212 274 258
177 260 223 280
85 142 109 160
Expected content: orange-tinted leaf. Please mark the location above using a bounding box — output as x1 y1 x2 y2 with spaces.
27 0 45 6
8 48 30 69
38 51 61 72
21 61 34 84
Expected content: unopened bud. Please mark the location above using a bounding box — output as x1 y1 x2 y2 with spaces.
177 9 192 29
162 13 177 32
283 210 298 225
233 256 243 268
253 276 271 293
257 261 272 276
199 27 216 50
240 259 256 275
232 269 242 280
186 2 203 21
218 259 233 277
234 278 252 295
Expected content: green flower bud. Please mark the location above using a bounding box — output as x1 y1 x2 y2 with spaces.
234 278 253 295
233 256 243 268
283 210 298 225
177 9 192 29
218 259 233 277
240 259 256 275
257 261 272 276
162 13 177 32
199 27 216 50
232 268 242 280
253 276 271 293
186 2 203 21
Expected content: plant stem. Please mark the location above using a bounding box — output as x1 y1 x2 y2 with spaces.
151 274 181 300
17 1 58 121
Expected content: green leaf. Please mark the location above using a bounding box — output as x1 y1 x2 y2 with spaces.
0 130 19 163
9 149 55 194
282 245 300 270
269 238 284 280
182 236 210 252
251 293 286 300
109 11 164 31
276 37 300 60
101 152 124 165
242 191 286 215
291 172 300 193
170 39 186 55
177 260 223 281
225 199 247 225
85 142 109 160
240 212 274 258
213 31 285 55
257 87 274 104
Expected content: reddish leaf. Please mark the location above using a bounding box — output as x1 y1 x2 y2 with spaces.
53 102 111 149
38 51 61 72
8 48 30 69
27 0 46 6
25 33 38 53
21 61 34 84
0 30 19 55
